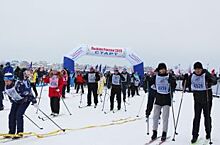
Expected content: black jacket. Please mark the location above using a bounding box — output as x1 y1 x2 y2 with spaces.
84 72 100 85
0 71 5 92
152 73 177 106
108 73 125 88
187 69 217 103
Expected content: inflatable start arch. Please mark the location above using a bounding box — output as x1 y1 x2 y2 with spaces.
63 45 144 77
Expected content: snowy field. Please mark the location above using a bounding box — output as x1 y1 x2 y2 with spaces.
0 87 220 145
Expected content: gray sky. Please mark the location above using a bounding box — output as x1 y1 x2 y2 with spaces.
0 0 220 70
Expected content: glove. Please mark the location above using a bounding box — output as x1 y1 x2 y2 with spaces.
145 110 150 118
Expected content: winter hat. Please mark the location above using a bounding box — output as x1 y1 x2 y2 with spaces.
4 73 14 81
90 67 95 72
194 62 203 69
157 63 167 70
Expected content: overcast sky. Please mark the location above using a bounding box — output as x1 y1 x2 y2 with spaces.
0 0 220 70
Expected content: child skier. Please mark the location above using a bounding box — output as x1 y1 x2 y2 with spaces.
151 63 176 141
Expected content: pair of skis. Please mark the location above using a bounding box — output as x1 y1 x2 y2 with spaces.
145 136 171 145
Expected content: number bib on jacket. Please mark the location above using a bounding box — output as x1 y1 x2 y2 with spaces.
5 81 23 101
88 73 96 83
112 75 120 85
191 73 206 91
49 75 59 88
156 75 170 94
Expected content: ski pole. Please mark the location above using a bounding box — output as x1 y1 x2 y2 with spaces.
102 87 108 111
38 108 65 132
172 80 187 141
36 84 44 114
215 79 220 97
24 114 43 130
136 94 145 117
61 97 72 115
146 117 150 135
78 91 83 108
206 84 213 145
170 84 177 136
123 101 127 112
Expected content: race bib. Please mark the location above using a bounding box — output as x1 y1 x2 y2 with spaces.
191 74 206 91
156 75 170 94
5 82 23 101
49 75 59 88
112 75 120 85
88 73 96 83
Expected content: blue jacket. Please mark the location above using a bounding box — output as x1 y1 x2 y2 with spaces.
5 80 36 104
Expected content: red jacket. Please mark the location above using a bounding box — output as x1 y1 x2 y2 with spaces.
43 76 63 98
76 75 85 84
62 74 68 85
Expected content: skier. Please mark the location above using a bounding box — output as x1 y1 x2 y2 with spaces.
121 68 131 102
43 70 63 116
76 71 85 94
185 62 217 143
151 63 176 141
61 69 68 98
98 73 106 97
3 72 37 138
108 68 125 111
29 69 38 97
145 71 158 118
0 69 4 111
134 72 141 96
84 67 100 107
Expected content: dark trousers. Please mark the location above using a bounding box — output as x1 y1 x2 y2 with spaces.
62 85 67 97
87 84 98 105
76 84 84 94
135 86 140 95
50 97 60 114
110 86 122 110
0 92 3 109
121 83 128 102
192 101 212 137
130 85 136 97
145 89 156 116
9 102 30 134
31 83 38 97
67 78 70 93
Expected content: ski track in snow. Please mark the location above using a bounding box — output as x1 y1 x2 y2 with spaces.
0 87 220 145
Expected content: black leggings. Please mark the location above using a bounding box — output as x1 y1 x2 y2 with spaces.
31 83 38 97
50 97 60 114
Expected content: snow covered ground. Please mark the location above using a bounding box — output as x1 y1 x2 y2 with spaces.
0 87 220 145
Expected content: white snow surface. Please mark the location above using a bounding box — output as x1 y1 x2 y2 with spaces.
0 87 220 145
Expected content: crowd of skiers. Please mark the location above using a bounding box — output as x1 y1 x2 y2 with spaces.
144 62 218 143
0 61 219 144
